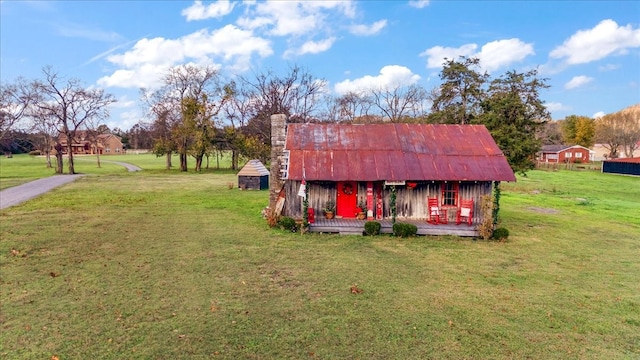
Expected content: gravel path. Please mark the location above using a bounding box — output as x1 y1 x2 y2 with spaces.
0 161 142 210
102 161 142 172
0 175 85 210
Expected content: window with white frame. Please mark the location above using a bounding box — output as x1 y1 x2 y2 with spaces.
575 152 582 158
566 152 572 158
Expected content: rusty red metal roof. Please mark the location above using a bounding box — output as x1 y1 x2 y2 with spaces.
284 123 517 182
604 157 640 163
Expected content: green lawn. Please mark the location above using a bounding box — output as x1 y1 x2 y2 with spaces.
0 165 638 359
0 153 237 189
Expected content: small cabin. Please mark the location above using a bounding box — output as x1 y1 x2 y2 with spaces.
238 159 269 190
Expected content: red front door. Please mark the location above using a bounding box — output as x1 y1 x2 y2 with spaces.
337 181 357 218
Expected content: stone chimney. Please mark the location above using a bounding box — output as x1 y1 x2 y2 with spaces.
269 114 287 211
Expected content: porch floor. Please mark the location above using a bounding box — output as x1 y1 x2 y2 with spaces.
309 217 478 237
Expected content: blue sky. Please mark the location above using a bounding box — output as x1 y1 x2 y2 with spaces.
1 0 639 130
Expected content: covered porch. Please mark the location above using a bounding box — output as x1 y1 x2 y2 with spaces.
309 217 478 237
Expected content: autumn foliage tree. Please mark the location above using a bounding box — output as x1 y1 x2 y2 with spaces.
561 115 595 147
143 64 228 171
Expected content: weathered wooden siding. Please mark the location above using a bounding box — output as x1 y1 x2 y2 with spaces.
283 180 492 223
238 175 268 190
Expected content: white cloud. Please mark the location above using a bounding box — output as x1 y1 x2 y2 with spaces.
420 38 534 72
598 63 619 72
408 0 430 9
592 111 606 119
98 64 169 89
108 108 144 132
477 39 535 72
350 20 387 36
545 102 570 113
420 44 477 68
550 19 640 64
182 0 235 21
285 37 336 57
98 25 272 89
111 95 136 109
238 1 355 37
564 75 594 90
234 1 360 58
334 65 421 94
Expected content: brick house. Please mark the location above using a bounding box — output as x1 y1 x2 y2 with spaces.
538 145 593 163
53 131 124 155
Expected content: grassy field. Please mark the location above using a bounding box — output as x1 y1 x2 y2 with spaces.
0 156 639 359
0 153 235 190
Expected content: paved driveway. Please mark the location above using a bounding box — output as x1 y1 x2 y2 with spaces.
0 175 85 210
0 161 142 210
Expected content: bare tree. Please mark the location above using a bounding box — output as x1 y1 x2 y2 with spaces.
596 114 624 158
34 67 116 174
369 83 428 122
220 80 255 169
238 65 327 145
141 88 178 169
618 110 640 157
27 102 60 169
83 121 110 168
0 77 36 143
325 91 373 123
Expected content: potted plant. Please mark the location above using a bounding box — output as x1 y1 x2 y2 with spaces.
356 202 367 220
323 200 336 219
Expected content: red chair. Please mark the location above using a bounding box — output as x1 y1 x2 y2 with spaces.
456 199 474 226
427 197 441 224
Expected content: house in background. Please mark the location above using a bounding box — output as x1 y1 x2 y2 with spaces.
537 145 594 163
53 131 124 155
268 114 516 236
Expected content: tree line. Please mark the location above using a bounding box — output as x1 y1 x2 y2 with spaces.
2 58 638 175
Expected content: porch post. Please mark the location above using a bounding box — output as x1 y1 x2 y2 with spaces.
366 182 374 219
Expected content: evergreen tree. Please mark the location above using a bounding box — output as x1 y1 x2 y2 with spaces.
478 70 551 174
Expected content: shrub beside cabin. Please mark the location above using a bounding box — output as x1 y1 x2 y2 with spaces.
268 114 516 236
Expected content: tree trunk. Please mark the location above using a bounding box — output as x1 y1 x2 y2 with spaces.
195 155 203 172
180 153 188 171
54 143 64 174
66 142 75 174
232 150 239 170
96 150 101 168
165 151 172 169
45 150 52 168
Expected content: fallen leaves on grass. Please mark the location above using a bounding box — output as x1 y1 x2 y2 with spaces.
49 272 60 278
350 284 363 294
